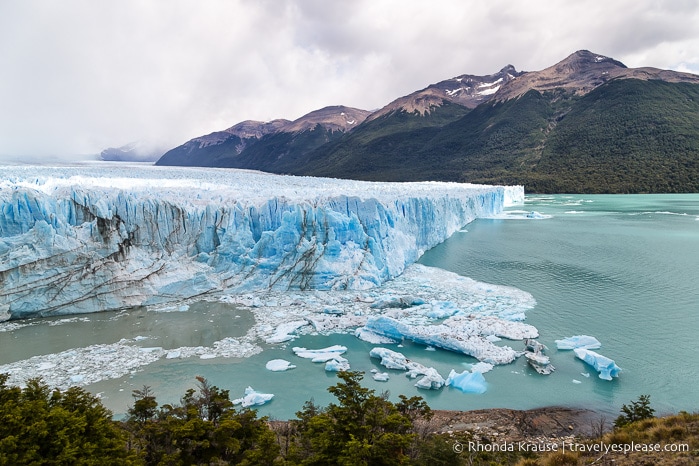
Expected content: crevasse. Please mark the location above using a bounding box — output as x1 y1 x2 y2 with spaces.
0 165 522 320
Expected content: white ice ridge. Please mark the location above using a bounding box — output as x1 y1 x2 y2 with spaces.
0 164 523 319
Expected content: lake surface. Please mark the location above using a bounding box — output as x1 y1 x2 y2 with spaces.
2 194 698 420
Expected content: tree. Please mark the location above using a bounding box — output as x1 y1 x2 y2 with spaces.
615 394 655 428
125 376 279 465
0 373 133 465
290 371 432 465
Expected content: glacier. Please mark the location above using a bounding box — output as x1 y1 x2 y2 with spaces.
0 164 522 320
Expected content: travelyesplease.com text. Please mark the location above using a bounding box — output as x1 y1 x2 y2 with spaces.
453 440 689 455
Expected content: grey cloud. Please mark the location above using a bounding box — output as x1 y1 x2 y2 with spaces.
0 0 697 160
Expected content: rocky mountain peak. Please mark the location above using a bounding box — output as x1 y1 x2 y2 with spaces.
223 119 291 139
555 50 627 73
494 50 631 100
366 65 523 122
280 106 371 133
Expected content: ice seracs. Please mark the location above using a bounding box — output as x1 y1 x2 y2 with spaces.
0 164 522 319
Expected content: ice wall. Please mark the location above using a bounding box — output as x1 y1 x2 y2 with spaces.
0 165 522 319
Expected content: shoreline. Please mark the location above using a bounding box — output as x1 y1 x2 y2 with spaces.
426 406 601 440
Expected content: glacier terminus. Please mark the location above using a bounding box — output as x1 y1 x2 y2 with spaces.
0 164 523 321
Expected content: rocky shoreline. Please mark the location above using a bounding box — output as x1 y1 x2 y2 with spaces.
424 406 601 441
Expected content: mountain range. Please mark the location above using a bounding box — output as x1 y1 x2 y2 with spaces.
155 50 699 193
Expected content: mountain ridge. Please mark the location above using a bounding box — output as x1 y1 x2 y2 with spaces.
156 50 699 193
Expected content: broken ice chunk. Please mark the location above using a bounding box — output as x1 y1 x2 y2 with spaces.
555 335 602 350
573 348 621 381
369 347 444 390
369 347 410 370
445 369 487 394
413 367 446 390
232 386 274 407
325 357 350 372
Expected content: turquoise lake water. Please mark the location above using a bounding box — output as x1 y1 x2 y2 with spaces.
4 194 699 420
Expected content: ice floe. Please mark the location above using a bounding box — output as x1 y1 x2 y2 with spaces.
292 345 347 363
265 359 296 371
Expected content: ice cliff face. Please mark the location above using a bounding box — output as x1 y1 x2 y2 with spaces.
0 164 522 320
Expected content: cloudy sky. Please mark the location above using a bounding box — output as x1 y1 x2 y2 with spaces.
1 0 698 161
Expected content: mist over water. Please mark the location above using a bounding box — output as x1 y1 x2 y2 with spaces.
2 194 698 419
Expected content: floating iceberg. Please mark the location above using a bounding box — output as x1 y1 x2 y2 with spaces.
292 345 347 362
523 339 555 375
555 335 602 350
573 348 621 381
265 359 296 371
445 369 488 394
369 347 412 370
0 164 520 319
233 386 274 407
411 367 446 390
372 371 390 382
369 347 445 390
324 357 350 372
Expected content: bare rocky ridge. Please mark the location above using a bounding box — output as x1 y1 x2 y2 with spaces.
191 119 290 150
280 105 372 133
175 106 369 152
495 49 699 101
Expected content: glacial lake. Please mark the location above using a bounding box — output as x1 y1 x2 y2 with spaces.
2 194 698 420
